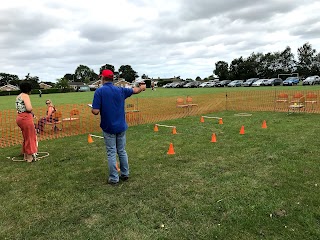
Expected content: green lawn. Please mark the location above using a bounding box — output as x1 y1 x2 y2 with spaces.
1 85 320 110
1 111 319 239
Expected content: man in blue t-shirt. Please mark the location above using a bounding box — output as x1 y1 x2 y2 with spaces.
91 69 146 185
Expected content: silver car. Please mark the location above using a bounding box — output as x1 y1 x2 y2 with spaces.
303 76 320 85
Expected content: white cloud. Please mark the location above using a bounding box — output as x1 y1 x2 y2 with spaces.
0 0 320 81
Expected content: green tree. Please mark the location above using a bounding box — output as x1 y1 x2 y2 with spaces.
74 65 97 83
63 73 75 81
0 73 20 86
214 61 229 80
277 46 296 74
56 78 70 89
24 73 40 89
118 65 138 83
245 52 264 78
99 64 115 74
229 57 247 80
258 52 279 78
141 74 149 79
311 53 320 75
297 42 316 78
195 76 202 81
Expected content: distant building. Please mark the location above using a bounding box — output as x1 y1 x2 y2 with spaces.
114 79 132 88
69 82 87 91
39 82 53 89
88 80 102 90
89 78 130 89
0 84 19 91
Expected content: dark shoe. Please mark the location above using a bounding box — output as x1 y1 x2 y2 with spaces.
120 175 129 181
108 180 119 186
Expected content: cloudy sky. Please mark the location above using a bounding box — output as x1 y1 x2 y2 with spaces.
1 0 320 82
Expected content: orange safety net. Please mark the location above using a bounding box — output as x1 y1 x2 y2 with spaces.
1 90 319 148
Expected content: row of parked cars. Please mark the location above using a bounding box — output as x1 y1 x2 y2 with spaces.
162 76 320 88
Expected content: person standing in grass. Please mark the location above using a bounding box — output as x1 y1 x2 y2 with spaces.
91 69 146 185
15 81 37 162
151 80 155 91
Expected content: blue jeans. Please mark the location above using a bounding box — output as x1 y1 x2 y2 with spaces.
103 131 129 183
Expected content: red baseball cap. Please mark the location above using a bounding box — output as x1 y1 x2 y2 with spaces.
100 69 114 79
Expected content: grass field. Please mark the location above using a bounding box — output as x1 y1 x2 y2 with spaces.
1 108 320 239
1 87 320 239
1 85 320 110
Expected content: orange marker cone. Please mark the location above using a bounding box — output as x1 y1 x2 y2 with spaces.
262 120 267 129
211 133 217 142
239 125 245 135
172 127 177 135
154 124 159 132
167 143 175 155
200 116 204 123
88 134 94 143
116 162 120 172
219 118 223 125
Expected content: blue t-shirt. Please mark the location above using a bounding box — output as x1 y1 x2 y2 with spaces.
92 82 133 134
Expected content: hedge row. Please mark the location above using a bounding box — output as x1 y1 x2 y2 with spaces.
0 88 74 96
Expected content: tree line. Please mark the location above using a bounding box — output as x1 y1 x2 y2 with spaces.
214 42 320 80
0 64 139 89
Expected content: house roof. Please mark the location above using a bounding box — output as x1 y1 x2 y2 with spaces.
88 80 101 85
114 80 131 85
0 84 19 90
69 82 86 86
39 82 52 88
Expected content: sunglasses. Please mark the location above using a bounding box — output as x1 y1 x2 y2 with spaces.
46 102 50 104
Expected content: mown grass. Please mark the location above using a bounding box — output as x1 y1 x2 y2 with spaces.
1 85 320 110
1 111 319 239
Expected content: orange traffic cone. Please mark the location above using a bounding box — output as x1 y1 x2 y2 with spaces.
154 124 159 132
116 162 120 172
262 120 267 129
211 133 217 142
219 118 223 125
88 134 94 143
200 116 204 123
167 143 175 155
239 125 245 135
172 127 177 134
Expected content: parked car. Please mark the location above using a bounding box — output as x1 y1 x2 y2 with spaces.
199 82 210 87
264 78 283 86
175 81 189 88
206 82 217 87
183 81 200 88
283 77 299 86
162 83 173 88
216 80 231 87
252 79 268 87
208 79 220 84
242 78 259 87
302 75 320 85
170 82 181 88
227 80 244 87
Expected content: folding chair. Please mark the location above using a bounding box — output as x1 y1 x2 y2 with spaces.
186 96 198 107
276 93 288 103
291 92 304 104
46 111 63 131
176 97 188 108
305 92 317 110
63 108 80 130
